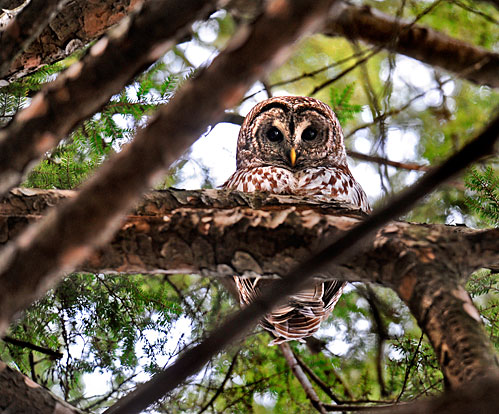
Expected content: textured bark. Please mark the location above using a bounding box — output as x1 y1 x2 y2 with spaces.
0 0 216 197
1 188 498 388
0 361 82 414
1 188 496 279
326 2 499 88
0 0 140 83
0 0 68 78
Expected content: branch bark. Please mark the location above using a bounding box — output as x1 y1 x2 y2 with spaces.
0 0 68 78
1 188 497 281
0 0 139 83
325 2 499 88
0 0 216 196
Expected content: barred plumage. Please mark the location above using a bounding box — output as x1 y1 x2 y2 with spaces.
224 96 370 344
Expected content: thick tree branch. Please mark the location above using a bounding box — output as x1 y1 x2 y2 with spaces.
0 0 216 196
0 0 139 83
1 188 497 280
325 2 499 88
0 0 68 78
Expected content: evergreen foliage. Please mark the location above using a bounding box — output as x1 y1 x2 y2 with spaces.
465 166 499 227
329 83 362 126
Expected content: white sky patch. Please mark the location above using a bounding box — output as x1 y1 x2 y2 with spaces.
385 128 419 162
177 40 218 68
351 162 382 202
179 123 239 188
353 134 371 153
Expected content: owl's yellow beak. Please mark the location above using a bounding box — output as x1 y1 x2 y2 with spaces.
289 148 297 167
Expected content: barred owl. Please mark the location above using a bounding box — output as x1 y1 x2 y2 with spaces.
223 96 370 345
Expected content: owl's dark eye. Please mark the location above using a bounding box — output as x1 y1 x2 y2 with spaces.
302 127 318 141
265 126 284 143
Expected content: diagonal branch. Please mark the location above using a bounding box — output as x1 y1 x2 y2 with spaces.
197 350 240 414
0 0 216 197
0 0 139 83
325 2 499 88
2 335 63 359
0 361 83 413
294 353 343 404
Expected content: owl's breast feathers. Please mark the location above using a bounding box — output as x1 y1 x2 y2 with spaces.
223 165 370 213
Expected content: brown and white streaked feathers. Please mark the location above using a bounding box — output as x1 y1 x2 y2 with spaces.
224 96 370 345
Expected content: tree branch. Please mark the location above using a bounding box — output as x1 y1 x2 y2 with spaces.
325 2 499 88
2 335 63 359
324 375 499 413
1 188 497 280
0 0 216 197
0 0 68 78
294 353 343 404
196 350 239 414
0 0 139 83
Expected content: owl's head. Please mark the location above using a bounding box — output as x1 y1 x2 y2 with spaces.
236 96 347 170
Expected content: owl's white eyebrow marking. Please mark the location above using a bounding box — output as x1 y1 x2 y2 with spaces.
294 121 311 143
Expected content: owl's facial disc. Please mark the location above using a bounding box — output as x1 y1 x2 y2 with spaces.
236 97 347 171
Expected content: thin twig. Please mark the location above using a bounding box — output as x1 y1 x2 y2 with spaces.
397 332 424 402
197 350 240 414
280 342 328 414
294 353 343 404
